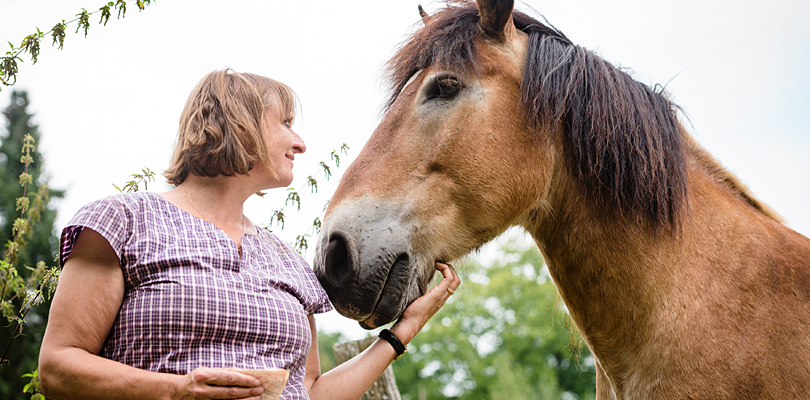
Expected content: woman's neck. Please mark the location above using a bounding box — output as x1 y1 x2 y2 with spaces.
163 174 257 235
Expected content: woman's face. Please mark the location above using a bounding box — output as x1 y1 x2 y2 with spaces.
258 105 306 188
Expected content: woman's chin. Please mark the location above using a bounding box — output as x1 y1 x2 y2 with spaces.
280 172 294 187
272 176 293 189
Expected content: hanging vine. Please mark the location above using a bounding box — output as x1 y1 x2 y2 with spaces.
1 0 155 90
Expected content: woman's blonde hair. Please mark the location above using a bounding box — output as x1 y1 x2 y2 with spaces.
164 68 298 185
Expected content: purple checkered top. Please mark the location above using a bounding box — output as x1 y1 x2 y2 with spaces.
60 191 332 400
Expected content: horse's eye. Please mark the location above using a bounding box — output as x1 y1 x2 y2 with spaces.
425 76 462 100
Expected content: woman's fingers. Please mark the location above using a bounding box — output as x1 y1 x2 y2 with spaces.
392 261 461 342
206 385 263 400
184 367 264 399
193 367 262 387
430 261 460 300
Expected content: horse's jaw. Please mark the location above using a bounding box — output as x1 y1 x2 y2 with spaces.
313 198 435 329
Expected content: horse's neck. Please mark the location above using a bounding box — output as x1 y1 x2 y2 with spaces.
526 145 806 390
529 189 670 372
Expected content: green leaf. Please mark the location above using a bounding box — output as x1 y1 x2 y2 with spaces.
76 9 91 37
12 218 30 238
21 34 41 64
115 0 127 18
307 176 318 193
1 300 15 321
99 4 113 26
51 22 66 49
285 190 301 211
330 150 341 167
19 171 33 186
319 161 332 180
294 234 310 254
270 210 286 230
15 197 30 213
1 55 20 85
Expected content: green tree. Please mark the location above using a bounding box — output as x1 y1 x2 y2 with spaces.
0 90 63 400
392 240 596 400
317 330 352 374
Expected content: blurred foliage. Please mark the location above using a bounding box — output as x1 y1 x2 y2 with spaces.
0 90 62 400
317 330 351 374
392 240 596 400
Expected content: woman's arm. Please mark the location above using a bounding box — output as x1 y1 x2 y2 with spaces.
38 228 265 400
304 262 460 400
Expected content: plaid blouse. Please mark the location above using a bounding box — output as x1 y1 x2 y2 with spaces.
60 191 332 399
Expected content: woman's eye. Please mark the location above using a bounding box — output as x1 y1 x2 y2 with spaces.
425 76 462 101
283 120 292 128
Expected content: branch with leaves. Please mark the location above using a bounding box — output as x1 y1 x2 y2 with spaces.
0 135 59 375
1 0 155 91
113 166 156 193
266 143 349 254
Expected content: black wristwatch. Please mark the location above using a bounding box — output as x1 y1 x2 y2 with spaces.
378 329 407 360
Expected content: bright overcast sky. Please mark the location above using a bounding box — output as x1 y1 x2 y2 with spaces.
3 0 809 338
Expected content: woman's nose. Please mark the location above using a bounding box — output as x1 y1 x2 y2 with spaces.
291 130 306 154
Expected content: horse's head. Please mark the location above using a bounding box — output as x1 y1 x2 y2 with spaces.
314 0 687 328
314 0 550 328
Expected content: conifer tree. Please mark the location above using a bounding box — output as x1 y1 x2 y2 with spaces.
0 90 63 400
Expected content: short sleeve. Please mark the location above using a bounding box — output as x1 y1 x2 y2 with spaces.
306 272 333 314
288 242 333 315
59 195 132 268
265 232 333 315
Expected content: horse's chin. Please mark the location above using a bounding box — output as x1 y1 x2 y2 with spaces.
356 260 427 329
358 305 404 330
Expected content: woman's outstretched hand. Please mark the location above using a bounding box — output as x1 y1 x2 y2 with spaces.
175 367 265 400
390 261 461 345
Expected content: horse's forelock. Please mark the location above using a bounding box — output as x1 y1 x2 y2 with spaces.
385 3 480 110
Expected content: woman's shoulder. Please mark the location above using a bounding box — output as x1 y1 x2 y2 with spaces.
95 190 162 206
61 192 164 266
78 191 166 213
67 191 170 228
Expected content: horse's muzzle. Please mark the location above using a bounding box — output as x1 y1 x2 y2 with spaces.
313 201 419 329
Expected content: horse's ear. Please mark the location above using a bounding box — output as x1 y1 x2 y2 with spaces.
418 5 433 25
476 0 515 42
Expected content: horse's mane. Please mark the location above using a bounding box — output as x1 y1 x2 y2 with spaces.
386 2 688 230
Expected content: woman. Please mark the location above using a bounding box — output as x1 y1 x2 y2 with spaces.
38 69 460 400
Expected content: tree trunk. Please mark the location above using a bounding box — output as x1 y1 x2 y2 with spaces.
332 337 402 400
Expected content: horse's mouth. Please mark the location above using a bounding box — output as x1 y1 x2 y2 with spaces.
358 253 415 329
313 206 428 329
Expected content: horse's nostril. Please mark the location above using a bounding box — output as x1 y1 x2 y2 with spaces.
324 233 354 288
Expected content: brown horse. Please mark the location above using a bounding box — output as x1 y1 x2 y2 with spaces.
313 0 810 398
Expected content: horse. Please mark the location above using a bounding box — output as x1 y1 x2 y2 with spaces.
312 0 810 398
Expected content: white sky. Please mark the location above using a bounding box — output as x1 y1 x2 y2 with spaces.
3 0 809 339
